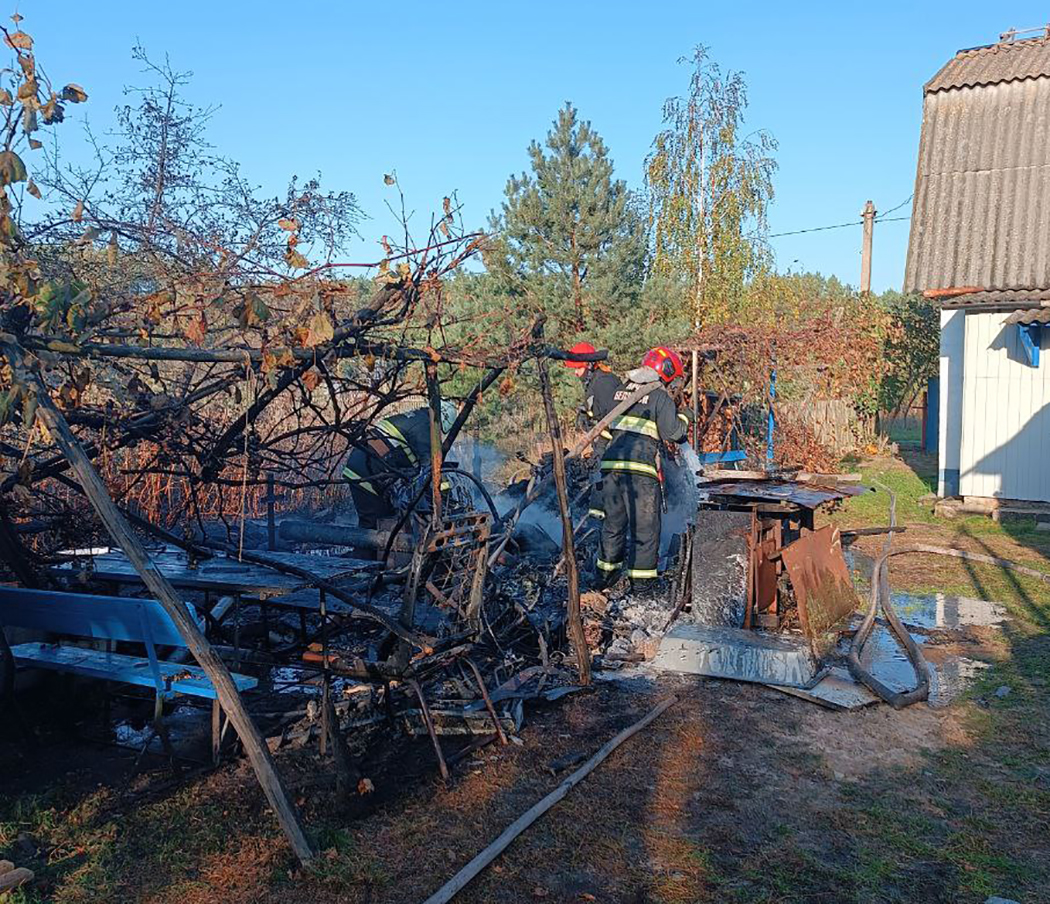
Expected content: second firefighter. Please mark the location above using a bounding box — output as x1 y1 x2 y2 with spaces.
596 346 691 595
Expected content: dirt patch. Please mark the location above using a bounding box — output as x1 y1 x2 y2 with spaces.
11 666 1041 904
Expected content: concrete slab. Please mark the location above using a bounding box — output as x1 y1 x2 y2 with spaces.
653 624 819 687
770 666 880 711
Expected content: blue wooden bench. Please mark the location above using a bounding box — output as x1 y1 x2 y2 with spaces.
697 450 748 465
0 586 257 767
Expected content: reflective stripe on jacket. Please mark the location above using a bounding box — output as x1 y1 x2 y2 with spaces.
376 417 418 466
371 409 432 470
342 407 434 492
600 381 688 479
342 466 379 495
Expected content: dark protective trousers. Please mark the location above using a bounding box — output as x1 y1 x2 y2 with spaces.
586 437 610 520
345 447 386 529
597 471 662 579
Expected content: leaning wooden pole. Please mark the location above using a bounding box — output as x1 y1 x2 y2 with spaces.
536 355 591 686
424 361 444 525
5 342 313 865
420 696 677 904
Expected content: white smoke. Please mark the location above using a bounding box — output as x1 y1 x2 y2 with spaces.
659 443 702 560
449 437 703 560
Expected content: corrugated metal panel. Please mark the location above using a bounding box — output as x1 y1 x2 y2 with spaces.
1005 308 1050 324
904 77 1050 294
943 288 1050 309
958 312 1050 502
927 37 1050 93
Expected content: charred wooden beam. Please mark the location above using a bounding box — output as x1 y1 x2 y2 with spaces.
536 338 590 686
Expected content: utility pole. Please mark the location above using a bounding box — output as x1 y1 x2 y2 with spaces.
860 200 876 295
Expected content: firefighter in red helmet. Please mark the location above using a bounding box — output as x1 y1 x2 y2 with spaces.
596 346 692 595
564 341 623 521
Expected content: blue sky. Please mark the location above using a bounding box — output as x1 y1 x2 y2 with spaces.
26 0 1050 292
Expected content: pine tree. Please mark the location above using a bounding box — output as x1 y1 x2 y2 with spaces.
485 103 645 337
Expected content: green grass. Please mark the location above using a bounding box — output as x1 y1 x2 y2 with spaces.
832 455 938 527
791 453 1050 902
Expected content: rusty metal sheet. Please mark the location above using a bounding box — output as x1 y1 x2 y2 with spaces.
754 519 780 618
700 480 866 510
781 526 859 653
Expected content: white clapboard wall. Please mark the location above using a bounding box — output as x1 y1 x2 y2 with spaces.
958 311 1050 502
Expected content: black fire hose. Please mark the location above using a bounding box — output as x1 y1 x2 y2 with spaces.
847 546 931 709
848 540 1050 712
846 483 931 709
846 480 1050 708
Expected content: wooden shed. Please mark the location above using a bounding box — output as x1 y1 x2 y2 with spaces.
905 31 1050 503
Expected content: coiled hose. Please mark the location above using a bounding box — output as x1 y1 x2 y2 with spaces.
847 483 930 709
847 485 1050 709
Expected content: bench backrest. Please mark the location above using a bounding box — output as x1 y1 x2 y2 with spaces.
0 587 194 648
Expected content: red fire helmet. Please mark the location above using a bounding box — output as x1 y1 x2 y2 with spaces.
563 341 597 369
642 346 684 384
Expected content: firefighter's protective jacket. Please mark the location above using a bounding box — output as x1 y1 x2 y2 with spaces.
578 368 623 446
342 407 433 495
600 373 689 480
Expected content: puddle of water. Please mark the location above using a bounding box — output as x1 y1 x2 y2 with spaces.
888 592 1006 630
841 547 1003 703
857 622 992 707
846 550 1006 629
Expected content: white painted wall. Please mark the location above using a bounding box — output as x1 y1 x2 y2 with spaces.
939 309 965 497
958 311 1050 502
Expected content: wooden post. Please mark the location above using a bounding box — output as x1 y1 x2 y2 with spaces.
8 345 313 865
424 362 443 526
860 200 876 296
690 350 699 448
263 474 284 552
536 356 591 686
486 382 653 570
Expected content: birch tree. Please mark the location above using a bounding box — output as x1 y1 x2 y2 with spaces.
645 46 777 326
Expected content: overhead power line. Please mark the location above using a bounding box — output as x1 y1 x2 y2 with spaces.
769 219 862 238
879 193 914 217
768 212 915 238
768 194 914 239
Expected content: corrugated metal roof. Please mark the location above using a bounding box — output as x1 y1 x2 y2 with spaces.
927 36 1050 93
1005 307 1050 324
942 288 1050 309
903 74 1050 295
697 480 867 511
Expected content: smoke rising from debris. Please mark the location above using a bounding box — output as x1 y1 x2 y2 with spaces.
453 438 702 560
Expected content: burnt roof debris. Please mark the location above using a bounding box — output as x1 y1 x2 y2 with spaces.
698 478 868 511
